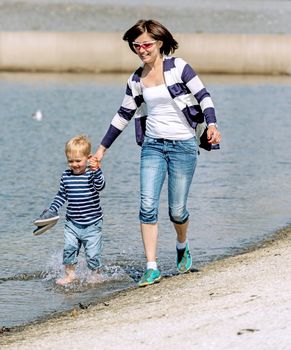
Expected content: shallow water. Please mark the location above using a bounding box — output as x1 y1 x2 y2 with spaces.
1 72 291 328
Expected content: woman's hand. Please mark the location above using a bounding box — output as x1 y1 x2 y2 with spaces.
207 125 221 145
94 145 106 161
90 145 107 171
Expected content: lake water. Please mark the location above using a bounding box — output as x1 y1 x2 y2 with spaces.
1 72 291 328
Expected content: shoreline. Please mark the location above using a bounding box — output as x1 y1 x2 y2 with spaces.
1 226 290 349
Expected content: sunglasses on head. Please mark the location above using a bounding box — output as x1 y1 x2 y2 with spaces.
132 40 156 50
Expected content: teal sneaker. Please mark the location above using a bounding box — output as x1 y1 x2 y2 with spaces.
138 269 161 287
177 242 192 273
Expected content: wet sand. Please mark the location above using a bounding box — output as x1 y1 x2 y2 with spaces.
1 227 290 350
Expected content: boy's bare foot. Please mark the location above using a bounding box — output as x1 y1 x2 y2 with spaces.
56 265 76 285
55 275 75 286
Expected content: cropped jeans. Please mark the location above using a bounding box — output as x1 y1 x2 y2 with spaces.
139 136 198 225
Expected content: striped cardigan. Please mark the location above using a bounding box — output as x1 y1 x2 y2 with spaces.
101 56 218 151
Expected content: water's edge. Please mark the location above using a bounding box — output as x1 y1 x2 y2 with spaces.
1 224 289 339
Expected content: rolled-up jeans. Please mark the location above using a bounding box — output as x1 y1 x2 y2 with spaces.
139 136 198 225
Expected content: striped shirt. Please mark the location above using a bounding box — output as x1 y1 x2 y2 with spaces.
49 168 105 225
101 56 218 151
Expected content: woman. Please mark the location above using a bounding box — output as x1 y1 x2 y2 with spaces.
93 19 221 287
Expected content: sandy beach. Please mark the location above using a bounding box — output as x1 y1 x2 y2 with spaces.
1 228 290 350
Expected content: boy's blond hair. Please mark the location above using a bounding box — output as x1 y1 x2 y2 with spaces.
65 135 91 157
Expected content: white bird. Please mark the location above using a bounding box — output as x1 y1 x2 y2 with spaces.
32 110 43 121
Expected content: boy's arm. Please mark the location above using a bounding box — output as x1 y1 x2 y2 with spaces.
49 177 67 212
92 168 105 191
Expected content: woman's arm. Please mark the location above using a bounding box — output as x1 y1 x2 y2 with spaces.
93 144 107 163
98 76 138 151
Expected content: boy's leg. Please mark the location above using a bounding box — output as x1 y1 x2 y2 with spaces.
83 219 103 272
56 220 80 285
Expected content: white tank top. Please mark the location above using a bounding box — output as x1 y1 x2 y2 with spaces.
142 84 195 140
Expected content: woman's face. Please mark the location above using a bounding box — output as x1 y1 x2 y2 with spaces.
132 32 162 64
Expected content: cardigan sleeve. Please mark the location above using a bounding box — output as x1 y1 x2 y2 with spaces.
176 58 217 125
101 75 138 148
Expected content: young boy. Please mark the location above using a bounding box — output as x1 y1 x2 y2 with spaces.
34 135 105 285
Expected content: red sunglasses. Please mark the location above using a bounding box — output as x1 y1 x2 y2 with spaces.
132 40 156 50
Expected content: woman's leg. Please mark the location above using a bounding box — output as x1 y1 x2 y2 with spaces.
139 221 162 287
139 138 166 263
174 220 189 243
168 138 198 231
168 138 198 272
140 222 158 263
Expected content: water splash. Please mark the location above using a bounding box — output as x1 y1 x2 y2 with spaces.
41 251 134 291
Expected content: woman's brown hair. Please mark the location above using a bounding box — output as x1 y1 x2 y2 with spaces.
123 19 178 55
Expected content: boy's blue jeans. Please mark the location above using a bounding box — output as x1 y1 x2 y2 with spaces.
63 218 103 270
139 136 198 225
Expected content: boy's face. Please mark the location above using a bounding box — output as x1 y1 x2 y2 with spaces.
67 151 89 175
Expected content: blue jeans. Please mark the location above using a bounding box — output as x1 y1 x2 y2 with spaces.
139 136 198 224
63 219 103 270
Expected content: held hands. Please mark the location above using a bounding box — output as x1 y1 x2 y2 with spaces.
89 145 107 171
207 125 221 145
89 155 101 171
